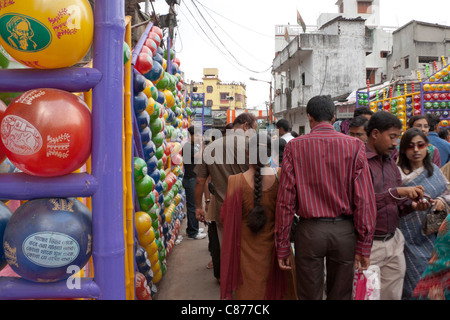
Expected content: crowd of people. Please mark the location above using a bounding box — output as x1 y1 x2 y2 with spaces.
181 95 450 300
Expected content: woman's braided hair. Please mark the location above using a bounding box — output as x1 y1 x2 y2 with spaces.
247 132 272 234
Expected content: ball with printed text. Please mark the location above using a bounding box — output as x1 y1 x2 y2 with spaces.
0 0 94 69
3 197 92 282
0 88 91 176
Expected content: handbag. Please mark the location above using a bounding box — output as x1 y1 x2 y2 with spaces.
422 197 449 236
352 265 381 300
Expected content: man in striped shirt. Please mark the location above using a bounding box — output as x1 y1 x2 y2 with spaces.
275 95 377 300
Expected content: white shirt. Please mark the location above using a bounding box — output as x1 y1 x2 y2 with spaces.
281 132 295 144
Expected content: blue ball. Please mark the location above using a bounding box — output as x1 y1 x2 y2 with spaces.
149 167 161 183
134 92 148 114
143 141 156 161
154 181 163 194
146 156 158 173
140 127 151 146
0 202 12 271
144 61 163 82
3 198 92 282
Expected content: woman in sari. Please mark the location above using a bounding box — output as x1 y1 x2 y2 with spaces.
220 132 296 300
397 128 450 299
408 115 441 167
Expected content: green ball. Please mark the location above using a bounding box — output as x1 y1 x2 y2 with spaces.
123 41 131 65
134 157 147 182
155 145 164 160
150 117 163 136
138 192 156 211
152 132 165 148
135 175 154 197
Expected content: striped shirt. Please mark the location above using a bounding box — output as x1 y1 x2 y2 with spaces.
275 122 377 259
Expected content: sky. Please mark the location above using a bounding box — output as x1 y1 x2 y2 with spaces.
149 0 449 109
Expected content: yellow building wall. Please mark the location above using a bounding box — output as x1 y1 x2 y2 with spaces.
190 68 246 111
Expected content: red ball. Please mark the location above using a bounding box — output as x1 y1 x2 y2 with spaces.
0 100 7 163
148 32 161 48
144 39 157 56
151 26 163 40
135 52 153 75
424 94 432 101
0 89 91 177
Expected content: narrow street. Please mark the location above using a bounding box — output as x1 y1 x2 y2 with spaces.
154 218 220 300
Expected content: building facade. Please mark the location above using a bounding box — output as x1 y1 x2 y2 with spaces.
186 68 246 130
387 21 450 81
273 16 371 134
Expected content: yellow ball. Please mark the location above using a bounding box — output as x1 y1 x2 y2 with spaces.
431 84 437 91
163 89 175 108
397 104 406 112
0 0 94 69
152 269 162 284
441 120 448 127
423 84 431 91
145 97 155 115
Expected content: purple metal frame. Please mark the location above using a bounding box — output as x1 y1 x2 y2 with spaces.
0 0 126 300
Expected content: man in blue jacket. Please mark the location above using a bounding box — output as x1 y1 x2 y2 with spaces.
426 114 450 167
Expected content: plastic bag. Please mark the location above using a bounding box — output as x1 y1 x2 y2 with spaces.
352 265 381 300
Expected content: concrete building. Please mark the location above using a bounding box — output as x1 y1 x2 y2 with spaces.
273 16 371 134
387 20 450 81
186 68 246 130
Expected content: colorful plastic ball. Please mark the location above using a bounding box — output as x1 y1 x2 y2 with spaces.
144 61 163 82
144 38 158 56
140 127 151 145
134 92 148 113
440 94 447 100
437 84 444 91
150 117 164 136
156 90 166 105
134 157 147 182
430 84 437 91
414 109 422 115
441 120 448 127
432 102 440 110
164 89 175 108
143 141 156 161
135 175 155 197
3 198 92 282
135 52 153 75
424 94 432 101
137 111 150 131
0 202 12 271
433 94 440 100
123 41 131 65
151 26 163 40
146 156 158 173
148 31 161 48
0 0 94 69
0 88 91 177
443 111 449 118
424 102 432 110
134 73 147 95
149 168 160 185
423 84 431 91
414 95 421 102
